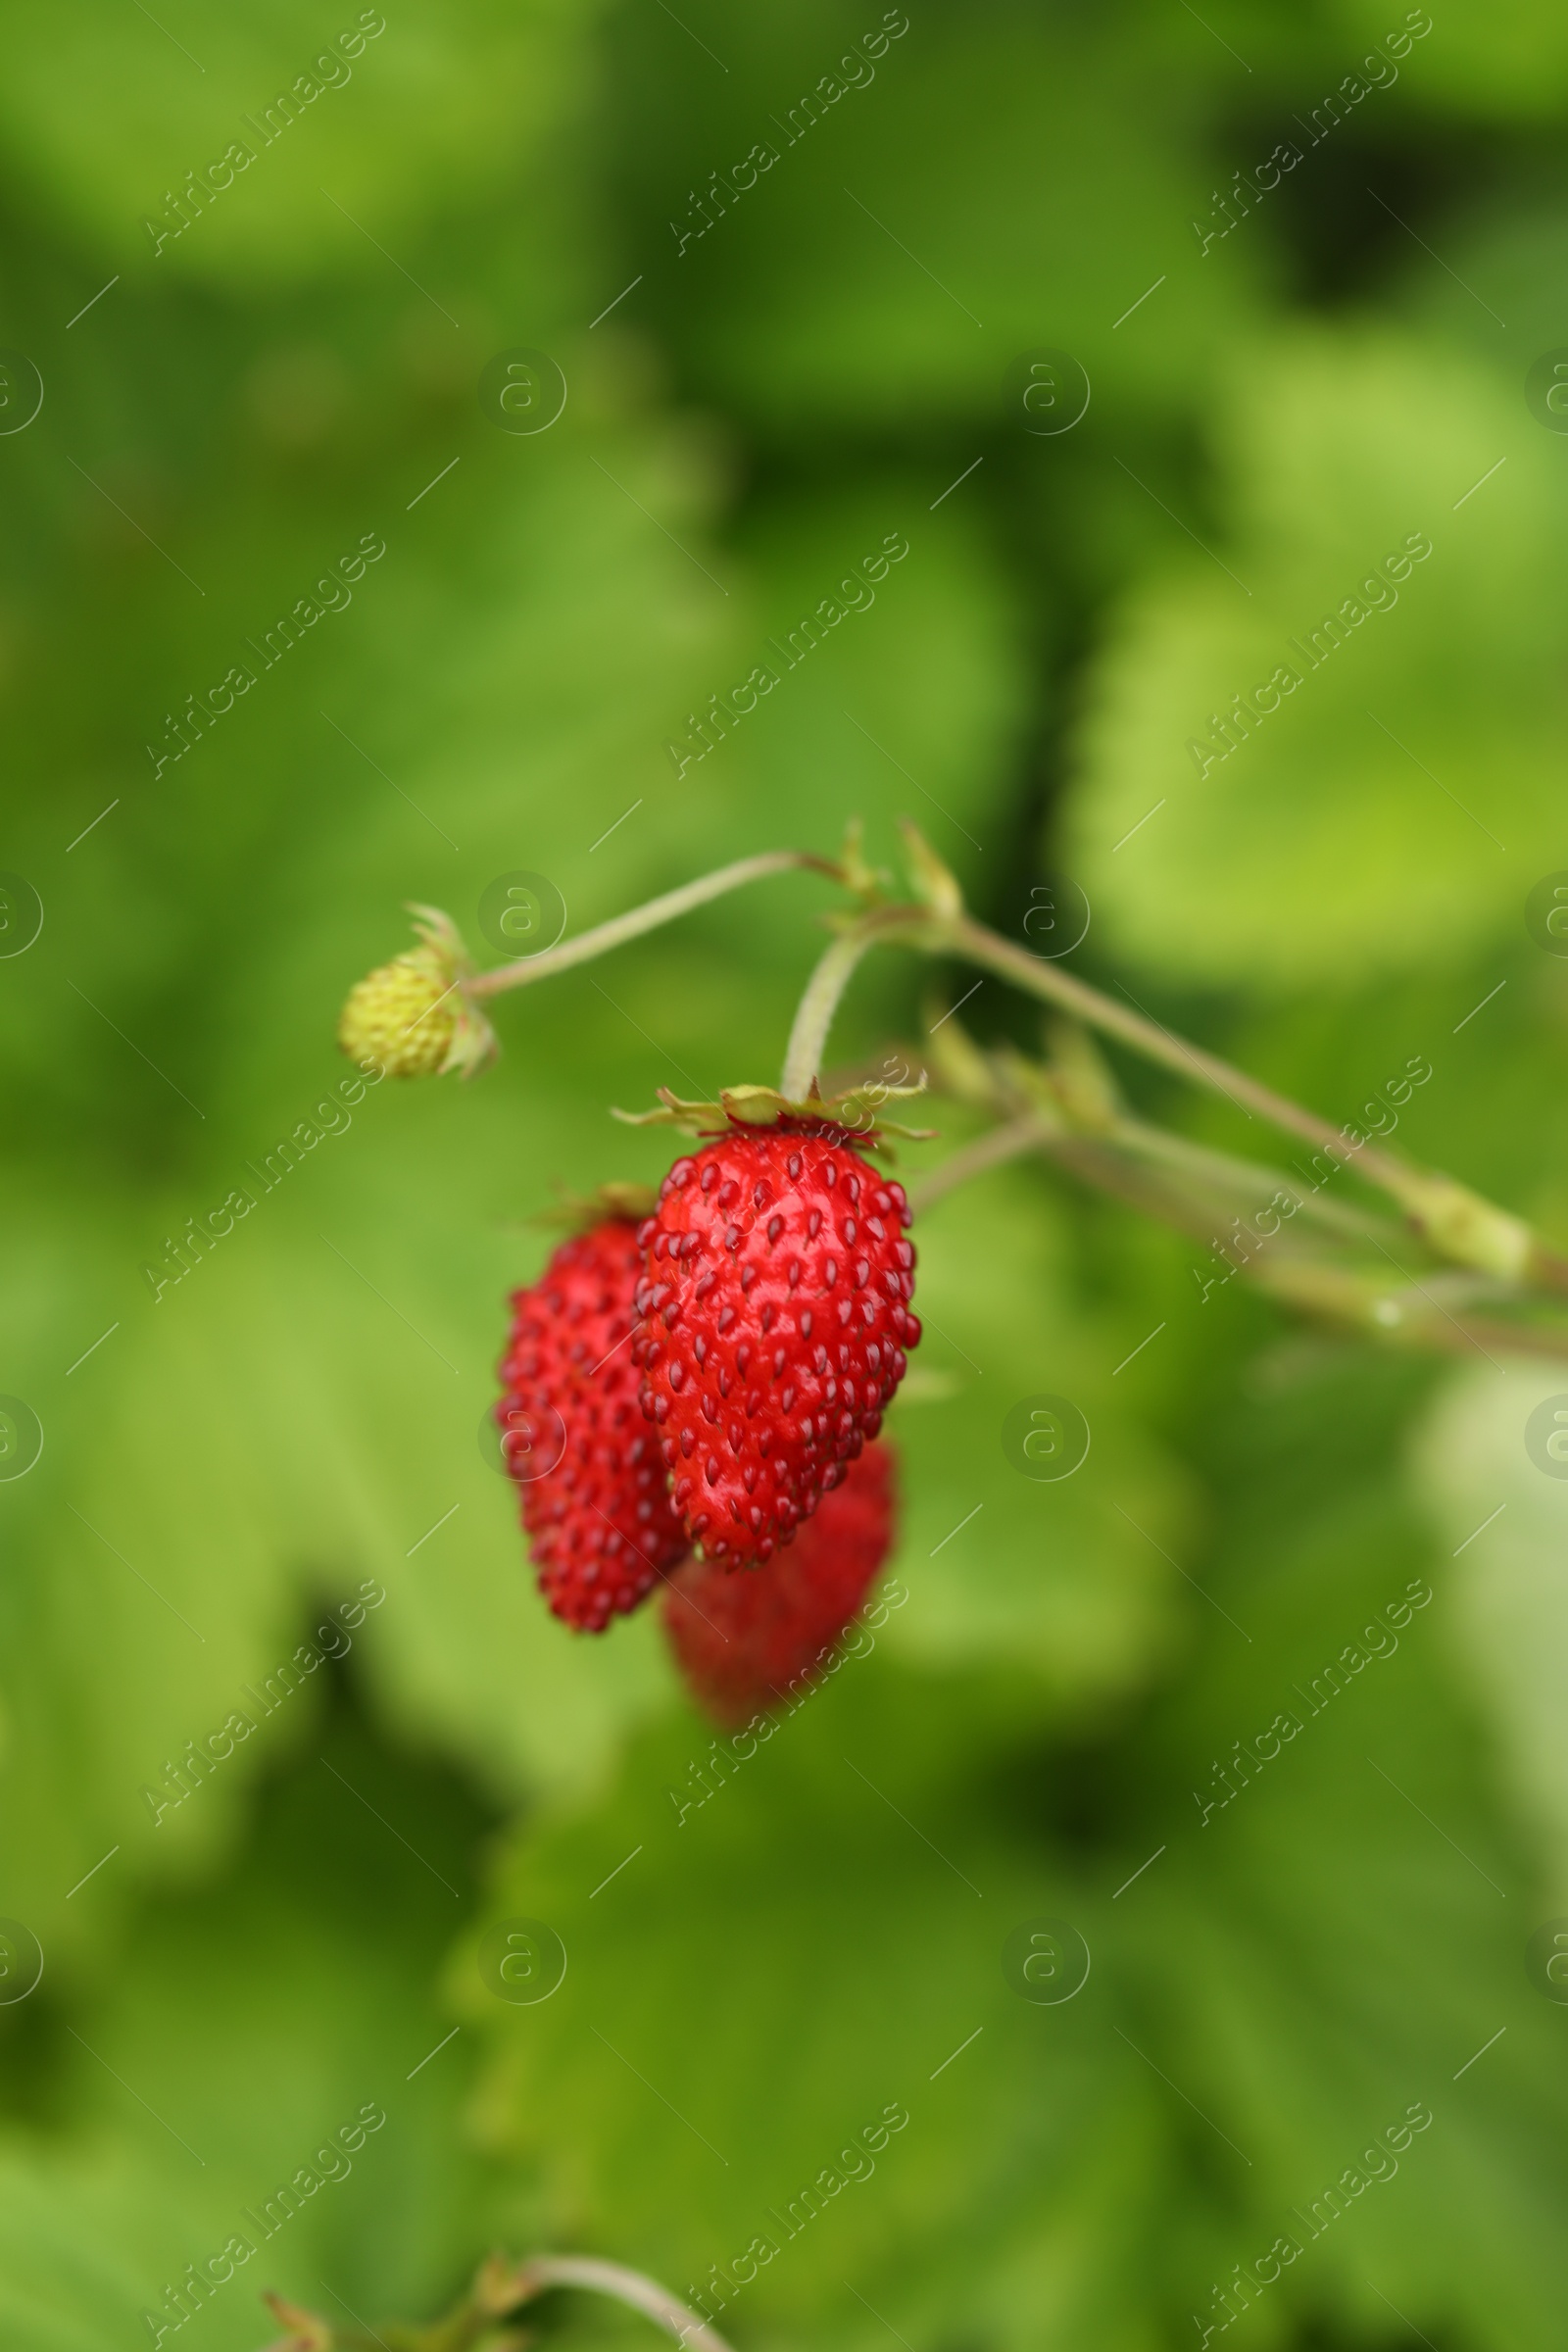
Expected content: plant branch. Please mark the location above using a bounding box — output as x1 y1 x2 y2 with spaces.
782 886 1563 1294
263 2252 736 2352
909 1100 1568 1365
780 917 887 1098
942 910 1563 1291
785 897 1396 1171
907 1111 1054 1212
466 850 843 1001
1098 1118 1387 1248
446 824 1566 1303
490 2256 736 2352
949 915 1375 1159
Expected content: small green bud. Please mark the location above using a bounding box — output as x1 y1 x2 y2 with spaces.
899 816 964 919
336 905 496 1079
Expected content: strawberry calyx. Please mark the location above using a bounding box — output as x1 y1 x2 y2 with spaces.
612 1080 936 1155
529 1180 662 1235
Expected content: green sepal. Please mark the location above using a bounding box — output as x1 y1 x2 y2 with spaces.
529 1180 662 1233
612 1079 937 1155
899 816 964 918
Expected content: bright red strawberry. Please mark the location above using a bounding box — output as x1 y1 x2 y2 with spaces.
633 1128 919 1565
497 1218 688 1631
662 1440 897 1725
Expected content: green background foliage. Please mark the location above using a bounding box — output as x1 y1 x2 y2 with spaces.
0 0 1563 2343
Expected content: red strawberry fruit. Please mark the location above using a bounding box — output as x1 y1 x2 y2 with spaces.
633 1128 919 1565
497 1217 688 1631
662 1440 898 1725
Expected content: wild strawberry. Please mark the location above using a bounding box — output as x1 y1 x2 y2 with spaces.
497 1218 687 1631
633 1128 919 1565
662 1440 898 1725
337 906 495 1079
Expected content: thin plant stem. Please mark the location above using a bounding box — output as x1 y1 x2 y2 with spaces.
784 901 1372 1168
484 2256 735 2352
908 1112 1054 1212
466 850 841 1001
780 922 885 1098
264 2253 737 2352
1097 1116 1392 1246
451 834 1560 1296
943 912 1568 1288
907 1106 1568 1365
948 916 1392 1176
778 895 1558 1290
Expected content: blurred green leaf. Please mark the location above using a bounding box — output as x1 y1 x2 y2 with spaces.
0 0 599 286
884 1163 1193 1703
4 0 1568 2339
0 1695 519 2351
602 1 1286 430
465 1355 1568 2350
1414 1357 1568 1894
1067 329 1568 989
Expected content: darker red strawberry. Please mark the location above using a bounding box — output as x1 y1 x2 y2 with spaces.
633 1128 919 1565
497 1218 687 1631
662 1440 898 1725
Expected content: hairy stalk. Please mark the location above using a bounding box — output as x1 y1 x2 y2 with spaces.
943 911 1562 1291
779 889 1566 1295
949 915 1387 1158
444 827 1562 1304
909 1102 1568 1365
1098 1120 1388 1246
912 1105 1384 1250
780 917 887 1098
493 2256 736 2351
466 850 842 1002
907 1112 1056 1212
785 900 1375 1161
264 2253 735 2352
1227 1259 1568 1366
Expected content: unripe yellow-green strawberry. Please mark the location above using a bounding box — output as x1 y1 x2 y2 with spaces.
337 905 495 1078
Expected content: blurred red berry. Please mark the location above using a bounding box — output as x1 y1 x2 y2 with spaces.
662 1440 898 1725
633 1130 919 1566
497 1218 687 1632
